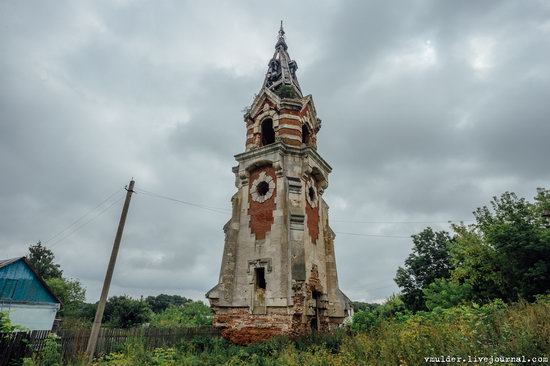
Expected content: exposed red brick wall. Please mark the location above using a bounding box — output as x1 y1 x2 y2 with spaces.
214 309 293 345
281 108 301 116
306 179 320 243
248 166 277 240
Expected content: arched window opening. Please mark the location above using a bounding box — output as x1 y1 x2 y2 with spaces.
261 119 275 146
302 124 311 144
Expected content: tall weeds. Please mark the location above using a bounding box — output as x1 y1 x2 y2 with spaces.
89 298 550 366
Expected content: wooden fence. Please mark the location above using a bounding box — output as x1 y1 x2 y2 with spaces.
0 326 219 365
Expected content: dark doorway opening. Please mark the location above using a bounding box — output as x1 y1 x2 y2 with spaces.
311 291 321 333
253 267 267 314
255 267 266 289
261 119 275 146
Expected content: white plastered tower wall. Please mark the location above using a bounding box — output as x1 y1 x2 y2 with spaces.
206 24 351 344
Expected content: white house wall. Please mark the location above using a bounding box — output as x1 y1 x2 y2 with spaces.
0 302 59 330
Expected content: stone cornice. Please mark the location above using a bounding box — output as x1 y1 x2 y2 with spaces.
234 142 332 174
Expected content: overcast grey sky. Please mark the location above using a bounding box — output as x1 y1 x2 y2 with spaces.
1 0 549 303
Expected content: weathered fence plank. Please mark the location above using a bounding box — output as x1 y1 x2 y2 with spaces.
0 326 219 364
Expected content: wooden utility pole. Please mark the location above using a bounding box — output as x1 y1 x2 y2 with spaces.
86 179 135 362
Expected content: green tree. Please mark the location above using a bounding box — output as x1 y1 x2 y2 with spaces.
422 278 472 310
145 294 191 313
395 228 454 311
150 301 212 327
449 225 505 302
351 301 380 313
103 295 151 328
451 190 550 302
45 277 86 317
375 294 409 319
27 241 62 280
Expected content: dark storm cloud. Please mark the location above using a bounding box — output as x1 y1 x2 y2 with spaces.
1 0 549 303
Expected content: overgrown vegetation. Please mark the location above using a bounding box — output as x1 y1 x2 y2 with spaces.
275 84 298 99
22 334 64 366
1 311 16 332
150 302 212 327
78 298 549 365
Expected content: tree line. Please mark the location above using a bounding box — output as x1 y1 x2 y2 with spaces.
353 188 550 329
25 242 211 329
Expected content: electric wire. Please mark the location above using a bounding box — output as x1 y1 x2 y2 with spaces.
42 186 470 250
134 188 230 215
332 219 473 224
334 231 410 238
135 188 470 238
43 188 125 245
48 195 125 249
136 188 471 225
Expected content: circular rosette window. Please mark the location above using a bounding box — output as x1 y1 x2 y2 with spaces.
251 171 276 203
305 178 318 208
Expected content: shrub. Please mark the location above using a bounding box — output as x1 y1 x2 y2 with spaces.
91 300 550 366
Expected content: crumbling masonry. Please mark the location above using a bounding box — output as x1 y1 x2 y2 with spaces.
206 24 352 344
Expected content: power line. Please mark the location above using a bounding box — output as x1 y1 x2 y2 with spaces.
44 188 125 245
136 188 471 225
48 195 125 249
135 188 230 215
332 219 473 224
134 189 470 238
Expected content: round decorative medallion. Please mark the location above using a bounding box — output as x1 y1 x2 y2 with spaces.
251 172 275 203
306 178 318 207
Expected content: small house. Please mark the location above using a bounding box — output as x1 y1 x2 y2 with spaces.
0 257 61 330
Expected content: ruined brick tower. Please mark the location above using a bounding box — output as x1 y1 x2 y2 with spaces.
206 23 352 344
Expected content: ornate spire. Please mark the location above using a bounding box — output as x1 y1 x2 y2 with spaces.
262 21 302 98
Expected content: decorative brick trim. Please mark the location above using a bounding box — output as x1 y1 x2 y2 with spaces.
279 134 301 141
248 167 277 240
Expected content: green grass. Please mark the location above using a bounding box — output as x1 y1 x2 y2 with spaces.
63 298 550 365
